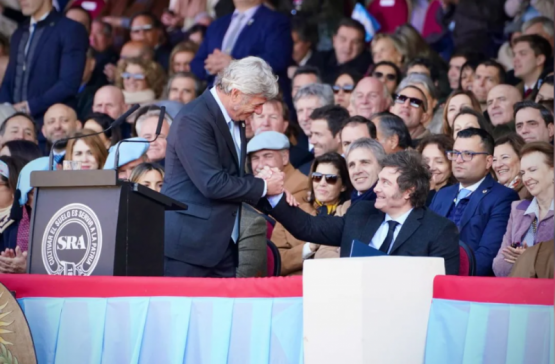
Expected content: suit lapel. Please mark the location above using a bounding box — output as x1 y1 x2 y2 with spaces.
217 15 233 49
390 208 424 254
204 91 240 167
357 209 384 244
28 12 59 72
231 6 263 58
459 175 495 230
439 186 458 217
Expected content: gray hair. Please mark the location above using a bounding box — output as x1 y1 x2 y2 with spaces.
397 73 437 101
373 113 412 149
346 137 386 165
293 83 334 107
522 16 554 37
215 56 279 99
135 110 174 135
162 72 202 100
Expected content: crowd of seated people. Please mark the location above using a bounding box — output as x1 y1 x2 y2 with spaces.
0 0 552 278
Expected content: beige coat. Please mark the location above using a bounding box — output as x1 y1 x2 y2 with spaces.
313 200 352 259
284 163 310 203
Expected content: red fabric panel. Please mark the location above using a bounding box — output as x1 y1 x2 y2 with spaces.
0 274 303 299
458 246 469 276
421 0 443 38
367 0 409 34
434 276 554 305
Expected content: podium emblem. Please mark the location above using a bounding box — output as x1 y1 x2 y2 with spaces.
41 203 103 276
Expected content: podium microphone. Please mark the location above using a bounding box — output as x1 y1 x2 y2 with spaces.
48 104 141 171
112 106 166 171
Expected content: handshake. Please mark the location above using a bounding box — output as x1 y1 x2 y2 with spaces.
256 166 285 197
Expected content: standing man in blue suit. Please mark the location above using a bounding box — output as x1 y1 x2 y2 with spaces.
429 128 519 276
0 0 88 151
190 0 292 103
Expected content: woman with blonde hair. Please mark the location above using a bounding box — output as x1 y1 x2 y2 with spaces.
371 33 405 68
169 41 199 75
129 162 165 192
115 58 166 104
65 130 109 170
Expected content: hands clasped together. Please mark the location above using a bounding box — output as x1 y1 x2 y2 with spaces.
255 166 299 206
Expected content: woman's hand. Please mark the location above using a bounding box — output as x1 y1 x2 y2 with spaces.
284 190 299 207
502 243 528 264
0 247 28 274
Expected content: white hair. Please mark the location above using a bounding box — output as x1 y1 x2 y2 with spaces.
293 83 334 107
135 110 173 135
215 56 279 99
397 73 437 100
522 16 554 37
346 137 386 165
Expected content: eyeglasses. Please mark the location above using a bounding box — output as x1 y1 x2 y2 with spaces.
393 94 426 111
446 150 489 161
373 71 397 81
122 72 145 80
130 25 153 33
311 172 339 185
332 85 354 94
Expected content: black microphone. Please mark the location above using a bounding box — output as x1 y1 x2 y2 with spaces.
48 104 140 171
112 106 166 171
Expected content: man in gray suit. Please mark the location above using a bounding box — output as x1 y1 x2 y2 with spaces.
162 57 285 277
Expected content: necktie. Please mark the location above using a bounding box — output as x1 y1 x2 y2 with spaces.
456 188 471 205
379 220 399 254
16 207 30 253
224 13 245 54
524 88 533 99
25 23 37 57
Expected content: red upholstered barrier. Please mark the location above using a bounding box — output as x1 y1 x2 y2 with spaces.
0 274 303 298
433 276 554 305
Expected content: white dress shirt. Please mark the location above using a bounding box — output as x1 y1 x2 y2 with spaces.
457 176 486 202
369 208 414 253
221 5 260 54
522 198 554 246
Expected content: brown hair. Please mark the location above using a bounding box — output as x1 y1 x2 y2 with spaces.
307 152 352 205
520 141 554 168
169 41 199 76
66 129 109 169
115 58 166 98
442 90 482 135
494 133 525 157
416 134 457 186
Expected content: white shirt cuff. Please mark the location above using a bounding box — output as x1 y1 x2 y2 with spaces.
262 180 267 197
302 242 315 260
267 193 283 208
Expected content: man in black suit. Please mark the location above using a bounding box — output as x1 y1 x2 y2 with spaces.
162 57 285 278
265 151 460 274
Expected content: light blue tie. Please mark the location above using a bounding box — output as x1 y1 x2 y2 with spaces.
223 13 246 54
456 188 471 205
228 121 240 243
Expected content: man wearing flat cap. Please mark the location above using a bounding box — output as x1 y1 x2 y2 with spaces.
247 131 309 204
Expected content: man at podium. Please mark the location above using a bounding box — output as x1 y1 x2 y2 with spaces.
162 57 285 277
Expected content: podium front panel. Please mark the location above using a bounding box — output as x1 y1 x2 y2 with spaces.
28 187 121 276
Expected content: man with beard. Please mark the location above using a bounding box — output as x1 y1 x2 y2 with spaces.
42 104 82 166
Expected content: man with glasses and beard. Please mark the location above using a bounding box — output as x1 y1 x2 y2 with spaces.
263 150 460 275
430 128 519 276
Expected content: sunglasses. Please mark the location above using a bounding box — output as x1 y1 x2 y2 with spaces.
373 71 397 81
122 72 145 80
332 85 354 94
311 172 339 185
131 25 154 33
393 94 426 111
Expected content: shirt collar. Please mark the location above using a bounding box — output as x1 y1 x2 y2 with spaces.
459 176 486 193
299 50 313 66
524 81 537 92
210 87 232 124
385 208 414 226
232 5 260 20
31 11 50 27
524 197 554 216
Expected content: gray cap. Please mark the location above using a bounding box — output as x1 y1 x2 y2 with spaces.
247 131 290 154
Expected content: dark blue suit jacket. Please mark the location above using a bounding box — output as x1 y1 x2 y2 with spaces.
162 90 265 269
190 5 292 98
429 174 519 276
0 11 88 120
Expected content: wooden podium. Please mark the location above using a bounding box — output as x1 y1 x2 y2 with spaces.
26 170 186 276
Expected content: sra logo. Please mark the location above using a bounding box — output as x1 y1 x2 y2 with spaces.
41 203 103 276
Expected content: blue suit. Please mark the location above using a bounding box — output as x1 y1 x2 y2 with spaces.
429 174 519 276
0 10 88 121
190 5 292 99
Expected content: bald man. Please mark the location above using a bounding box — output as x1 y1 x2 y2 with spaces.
43 104 82 157
487 84 523 137
92 86 128 120
352 77 391 119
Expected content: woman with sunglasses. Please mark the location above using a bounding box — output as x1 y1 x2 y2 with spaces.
332 71 362 109
371 61 402 96
493 142 554 277
441 90 482 136
270 152 352 275
452 107 494 139
116 58 166 105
